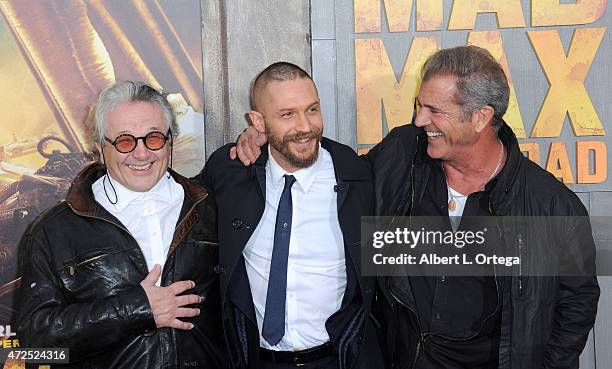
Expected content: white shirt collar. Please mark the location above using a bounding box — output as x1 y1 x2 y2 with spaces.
267 144 323 194
99 172 178 212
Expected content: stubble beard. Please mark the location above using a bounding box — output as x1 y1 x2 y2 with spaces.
267 128 322 169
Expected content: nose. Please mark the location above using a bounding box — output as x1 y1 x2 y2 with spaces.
131 139 149 160
295 113 311 132
414 108 429 128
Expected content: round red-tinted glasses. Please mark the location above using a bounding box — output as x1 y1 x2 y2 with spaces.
104 130 170 154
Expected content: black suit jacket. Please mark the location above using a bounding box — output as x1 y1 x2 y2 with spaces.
197 137 384 369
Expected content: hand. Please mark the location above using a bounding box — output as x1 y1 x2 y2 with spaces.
140 264 202 330
229 126 267 165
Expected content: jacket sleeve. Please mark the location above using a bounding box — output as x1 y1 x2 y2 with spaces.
15 226 156 362
542 199 600 369
361 125 421 216
193 143 231 192
194 158 213 189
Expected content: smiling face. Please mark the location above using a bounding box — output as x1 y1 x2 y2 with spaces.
414 75 479 161
96 101 170 192
249 77 323 172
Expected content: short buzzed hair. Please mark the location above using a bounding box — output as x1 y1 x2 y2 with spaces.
250 62 313 109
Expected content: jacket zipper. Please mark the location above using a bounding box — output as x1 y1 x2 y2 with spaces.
517 233 524 296
194 240 218 246
76 253 111 267
387 272 501 369
411 339 422 369
386 280 427 369
387 135 421 244
408 135 419 218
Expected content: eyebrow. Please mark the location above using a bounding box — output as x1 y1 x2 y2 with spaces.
305 102 320 111
275 100 320 114
116 126 167 135
416 97 441 112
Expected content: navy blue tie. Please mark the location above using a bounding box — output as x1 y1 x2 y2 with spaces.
262 174 296 346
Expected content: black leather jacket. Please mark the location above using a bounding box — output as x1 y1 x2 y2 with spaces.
15 163 228 369
368 123 599 369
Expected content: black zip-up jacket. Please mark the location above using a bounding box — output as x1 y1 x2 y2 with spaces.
15 163 228 369
367 123 599 369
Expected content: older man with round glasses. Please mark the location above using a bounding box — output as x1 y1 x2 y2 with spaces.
15 81 227 369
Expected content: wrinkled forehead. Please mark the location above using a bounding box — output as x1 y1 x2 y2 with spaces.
418 74 460 103
106 101 169 134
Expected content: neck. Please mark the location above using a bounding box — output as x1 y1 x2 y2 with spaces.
443 133 505 195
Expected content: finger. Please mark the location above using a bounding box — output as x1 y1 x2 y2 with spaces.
141 264 161 286
252 145 262 159
168 280 195 295
175 307 200 318
229 146 237 160
255 131 267 147
170 319 194 330
241 141 256 164
236 142 254 166
245 126 258 139
176 294 202 307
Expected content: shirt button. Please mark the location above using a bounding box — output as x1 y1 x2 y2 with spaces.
440 276 446 282
213 264 225 274
232 219 243 229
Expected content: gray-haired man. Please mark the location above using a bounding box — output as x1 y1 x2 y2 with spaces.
15 81 227 368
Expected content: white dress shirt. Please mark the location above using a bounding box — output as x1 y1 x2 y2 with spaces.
92 172 184 284
243 145 347 351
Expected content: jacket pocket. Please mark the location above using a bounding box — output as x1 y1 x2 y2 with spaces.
58 249 141 300
172 239 219 292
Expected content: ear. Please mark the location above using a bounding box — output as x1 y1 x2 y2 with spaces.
473 106 495 133
248 111 266 134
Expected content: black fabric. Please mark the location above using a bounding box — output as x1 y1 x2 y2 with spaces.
259 342 333 365
197 137 384 369
368 123 599 369
407 161 501 369
15 163 228 369
261 355 336 369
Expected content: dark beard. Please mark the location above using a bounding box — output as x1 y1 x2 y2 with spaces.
267 129 322 169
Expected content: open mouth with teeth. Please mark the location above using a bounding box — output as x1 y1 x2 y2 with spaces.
426 131 443 139
127 162 153 171
287 133 319 149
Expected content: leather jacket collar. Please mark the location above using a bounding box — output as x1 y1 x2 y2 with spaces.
66 162 207 216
